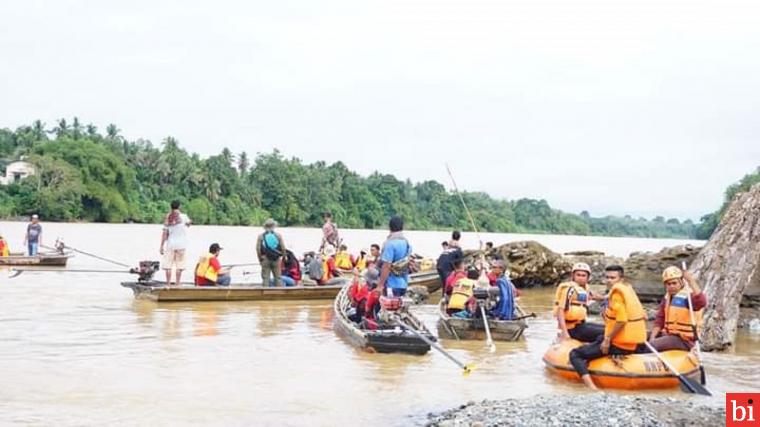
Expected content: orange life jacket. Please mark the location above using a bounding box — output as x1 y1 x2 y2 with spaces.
195 253 218 283
553 281 588 328
664 289 702 341
604 283 647 351
0 238 9 257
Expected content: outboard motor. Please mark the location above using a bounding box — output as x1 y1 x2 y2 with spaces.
130 260 160 282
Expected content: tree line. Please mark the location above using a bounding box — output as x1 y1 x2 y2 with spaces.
0 118 723 239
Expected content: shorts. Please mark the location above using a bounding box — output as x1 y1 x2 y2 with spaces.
163 249 186 270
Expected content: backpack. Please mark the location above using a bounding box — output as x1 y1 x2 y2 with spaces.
261 231 282 261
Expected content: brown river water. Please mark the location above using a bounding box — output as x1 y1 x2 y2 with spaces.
0 222 757 426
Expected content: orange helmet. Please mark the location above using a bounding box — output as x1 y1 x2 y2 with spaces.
662 266 683 283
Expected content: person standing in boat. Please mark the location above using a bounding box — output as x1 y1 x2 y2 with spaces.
159 200 192 287
375 216 412 298
553 262 605 343
436 230 464 296
569 265 647 390
320 212 340 251
23 214 42 256
195 243 231 286
648 266 706 351
256 218 286 287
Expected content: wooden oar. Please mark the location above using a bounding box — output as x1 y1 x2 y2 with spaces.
479 303 496 353
682 261 707 385
393 315 475 375
644 341 711 396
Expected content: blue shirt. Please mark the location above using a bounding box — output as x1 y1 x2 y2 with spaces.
381 238 411 289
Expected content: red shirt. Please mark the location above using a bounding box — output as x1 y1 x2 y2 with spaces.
654 291 707 330
196 256 222 286
445 271 467 296
348 280 369 306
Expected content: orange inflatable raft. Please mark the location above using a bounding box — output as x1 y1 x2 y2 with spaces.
543 339 701 390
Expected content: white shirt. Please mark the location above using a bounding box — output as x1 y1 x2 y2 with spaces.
165 213 191 250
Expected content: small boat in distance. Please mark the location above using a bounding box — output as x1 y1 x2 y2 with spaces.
121 281 347 302
0 251 72 267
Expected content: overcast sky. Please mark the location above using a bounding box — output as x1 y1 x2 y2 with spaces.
2 0 758 221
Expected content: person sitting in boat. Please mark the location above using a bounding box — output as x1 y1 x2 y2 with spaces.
489 260 518 320
366 244 380 269
553 262 605 343
648 266 707 352
444 260 467 298
334 244 355 271
348 266 381 322
569 265 647 390
320 246 339 283
279 249 301 287
447 268 480 318
195 243 231 287
375 215 413 298
0 233 9 257
303 251 324 284
355 248 369 271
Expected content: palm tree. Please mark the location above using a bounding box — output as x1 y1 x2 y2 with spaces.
106 124 121 140
71 117 82 140
52 118 69 138
237 152 249 175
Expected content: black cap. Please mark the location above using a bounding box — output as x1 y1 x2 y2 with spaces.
209 243 223 253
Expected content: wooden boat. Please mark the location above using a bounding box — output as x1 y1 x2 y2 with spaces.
122 281 346 302
543 339 700 390
410 270 442 293
0 251 71 266
437 300 528 341
333 283 436 355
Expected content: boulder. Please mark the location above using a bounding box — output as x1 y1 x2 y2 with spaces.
564 252 624 285
693 182 760 351
625 245 702 302
466 241 570 288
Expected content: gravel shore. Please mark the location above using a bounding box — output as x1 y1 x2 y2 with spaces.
425 394 725 427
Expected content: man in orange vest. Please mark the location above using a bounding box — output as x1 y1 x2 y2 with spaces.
648 266 707 351
569 265 647 390
554 262 605 343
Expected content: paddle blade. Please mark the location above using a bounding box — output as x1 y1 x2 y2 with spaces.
678 374 712 396
700 366 707 386
8 269 23 279
462 363 477 376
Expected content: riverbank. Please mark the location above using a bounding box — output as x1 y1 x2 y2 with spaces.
425 394 725 427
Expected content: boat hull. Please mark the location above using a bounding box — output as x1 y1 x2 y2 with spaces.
542 339 701 390
437 300 527 341
0 252 70 266
333 284 434 355
121 282 344 302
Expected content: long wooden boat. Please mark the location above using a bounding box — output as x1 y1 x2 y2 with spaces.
543 338 700 390
437 299 528 341
333 283 436 355
410 270 442 293
0 251 72 267
122 281 346 302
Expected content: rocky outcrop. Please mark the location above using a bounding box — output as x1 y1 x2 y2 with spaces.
564 252 624 285
690 183 760 351
625 245 702 302
467 241 571 288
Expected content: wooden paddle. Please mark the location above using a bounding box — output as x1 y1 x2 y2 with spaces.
393 315 475 375
644 341 711 396
682 261 707 385
479 303 496 352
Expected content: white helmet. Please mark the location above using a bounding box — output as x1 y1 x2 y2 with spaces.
571 262 592 274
